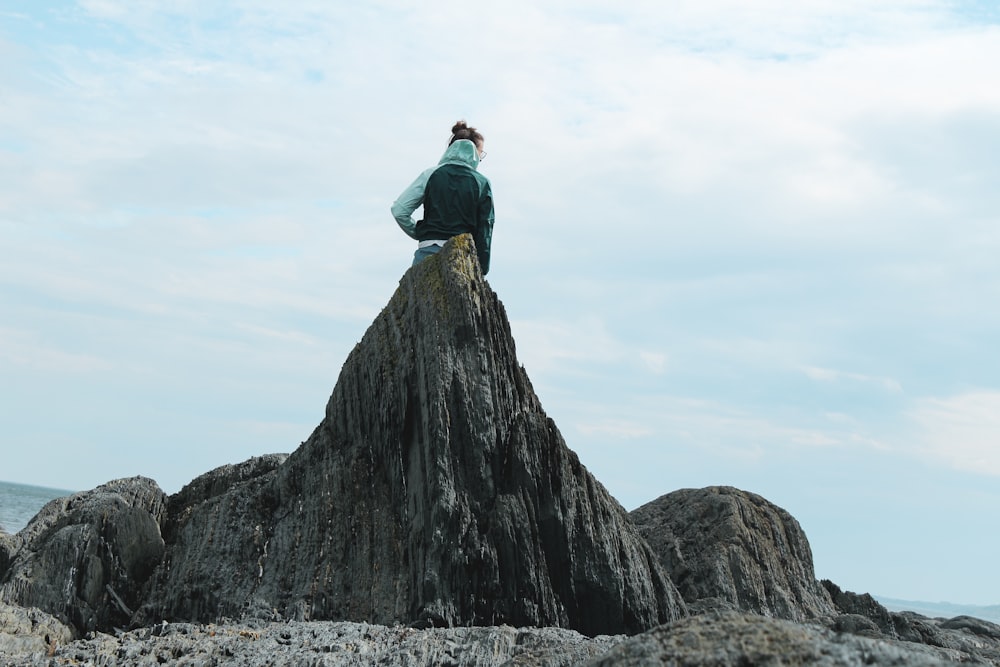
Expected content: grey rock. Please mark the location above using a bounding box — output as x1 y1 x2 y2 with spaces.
822 580 898 636
0 533 17 582
822 581 1000 664
830 613 884 638
630 486 836 621
137 235 685 636
940 615 1000 641
162 453 289 543
0 477 166 635
584 611 955 666
0 602 74 660
5 618 623 666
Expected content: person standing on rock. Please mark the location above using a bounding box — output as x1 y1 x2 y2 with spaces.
391 120 495 274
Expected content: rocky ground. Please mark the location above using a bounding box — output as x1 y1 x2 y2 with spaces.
6 604 998 666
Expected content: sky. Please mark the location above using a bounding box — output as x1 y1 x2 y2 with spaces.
1 1 998 607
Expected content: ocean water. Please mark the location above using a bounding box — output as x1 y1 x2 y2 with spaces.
0 479 75 535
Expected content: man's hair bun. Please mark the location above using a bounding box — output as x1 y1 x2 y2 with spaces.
449 120 484 147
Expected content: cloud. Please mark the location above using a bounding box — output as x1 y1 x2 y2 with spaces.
577 420 652 440
802 366 903 393
910 391 1000 476
0 327 113 373
508 317 626 376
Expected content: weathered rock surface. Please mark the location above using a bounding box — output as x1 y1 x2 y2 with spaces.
133 235 683 637
0 602 73 659
0 478 166 635
821 581 1000 664
5 611 1000 666
0 533 16 581
3 618 623 667
4 234 996 665
630 486 836 622
584 611 957 666
160 453 289 544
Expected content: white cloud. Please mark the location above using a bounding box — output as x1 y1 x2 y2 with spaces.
0 327 112 373
910 391 1000 476
802 366 903 393
508 318 625 376
639 351 668 374
577 420 652 440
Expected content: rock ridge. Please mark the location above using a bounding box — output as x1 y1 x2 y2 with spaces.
2 235 998 664
2 235 682 640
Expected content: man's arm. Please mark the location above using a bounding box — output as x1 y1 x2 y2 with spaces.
391 167 435 239
475 182 494 275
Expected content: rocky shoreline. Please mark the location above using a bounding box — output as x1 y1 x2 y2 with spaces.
3 238 998 666
4 602 998 666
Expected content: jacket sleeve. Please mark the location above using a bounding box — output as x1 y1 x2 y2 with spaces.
474 180 495 275
391 167 435 239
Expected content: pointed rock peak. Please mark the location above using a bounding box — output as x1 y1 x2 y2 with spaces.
137 232 685 636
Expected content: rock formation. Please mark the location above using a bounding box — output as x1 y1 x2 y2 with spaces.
585 611 957 666
0 477 166 634
630 486 836 621
821 581 1000 664
130 234 680 637
3 234 999 665
0 602 73 659
4 619 622 667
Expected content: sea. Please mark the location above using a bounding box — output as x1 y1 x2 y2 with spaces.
0 479 76 535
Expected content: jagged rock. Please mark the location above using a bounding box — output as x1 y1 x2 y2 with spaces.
630 486 836 622
3 619 623 667
830 613 884 638
0 533 17 582
162 453 289 543
136 234 685 636
822 580 899 636
583 611 957 666
0 602 74 660
940 615 1000 641
6 612 998 666
0 477 166 635
821 581 1000 664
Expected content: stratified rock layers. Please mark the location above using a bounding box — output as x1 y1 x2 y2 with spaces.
137 235 684 636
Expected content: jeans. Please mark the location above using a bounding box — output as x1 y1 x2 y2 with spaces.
412 244 443 266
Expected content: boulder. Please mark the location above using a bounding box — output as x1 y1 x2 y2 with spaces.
583 611 957 666
0 602 74 659
0 477 166 635
136 235 685 636
630 486 836 621
822 580 899 636
821 580 1000 664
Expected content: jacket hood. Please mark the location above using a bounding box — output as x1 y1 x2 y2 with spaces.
438 139 480 170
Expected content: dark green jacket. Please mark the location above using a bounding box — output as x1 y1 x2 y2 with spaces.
391 140 495 274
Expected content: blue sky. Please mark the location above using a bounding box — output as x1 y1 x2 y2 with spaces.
2 1 998 606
